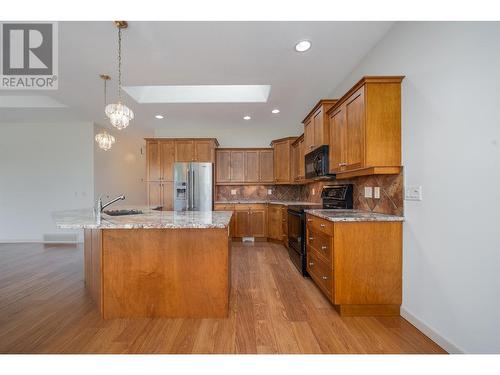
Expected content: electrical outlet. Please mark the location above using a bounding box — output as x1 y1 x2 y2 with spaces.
373 187 380 199
267 189 272 195
405 186 423 201
312 188 316 196
364 187 373 198
230 189 237 195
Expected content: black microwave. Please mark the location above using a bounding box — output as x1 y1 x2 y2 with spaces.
305 145 334 179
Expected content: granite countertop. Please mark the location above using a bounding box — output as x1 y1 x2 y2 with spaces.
215 200 322 206
305 209 404 222
53 207 233 229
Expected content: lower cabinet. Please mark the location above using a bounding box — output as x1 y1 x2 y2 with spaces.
306 214 403 317
267 204 283 241
233 204 267 238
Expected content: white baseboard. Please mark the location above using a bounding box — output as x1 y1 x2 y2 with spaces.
0 239 82 244
401 307 465 354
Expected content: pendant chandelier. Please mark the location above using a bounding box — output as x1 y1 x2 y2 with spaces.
96 74 116 151
105 21 134 130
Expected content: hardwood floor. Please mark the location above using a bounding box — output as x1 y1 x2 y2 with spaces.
0 241 445 354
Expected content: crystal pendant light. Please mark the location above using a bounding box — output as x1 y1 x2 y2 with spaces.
96 74 116 151
105 21 134 130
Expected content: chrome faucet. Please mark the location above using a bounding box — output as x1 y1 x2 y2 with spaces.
97 194 126 212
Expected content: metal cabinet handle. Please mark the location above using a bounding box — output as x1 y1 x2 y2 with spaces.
309 262 314 266
322 276 328 280
307 219 312 222
320 224 325 227
339 162 347 166
309 237 314 240
321 246 327 250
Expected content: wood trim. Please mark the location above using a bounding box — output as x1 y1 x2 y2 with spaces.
269 136 299 146
327 76 405 116
291 133 305 146
334 166 401 179
144 137 220 147
217 147 273 151
335 304 401 317
302 99 339 123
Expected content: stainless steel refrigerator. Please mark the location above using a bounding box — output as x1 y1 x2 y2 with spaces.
173 162 213 211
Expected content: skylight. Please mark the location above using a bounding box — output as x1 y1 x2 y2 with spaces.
123 85 271 104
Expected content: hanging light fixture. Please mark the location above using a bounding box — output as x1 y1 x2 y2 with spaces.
96 74 116 151
105 21 134 130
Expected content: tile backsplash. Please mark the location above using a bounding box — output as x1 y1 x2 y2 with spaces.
215 169 404 216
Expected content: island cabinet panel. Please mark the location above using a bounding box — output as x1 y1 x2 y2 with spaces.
306 214 402 316
327 76 403 179
101 228 230 319
259 149 274 183
84 229 103 314
214 204 235 235
215 148 274 184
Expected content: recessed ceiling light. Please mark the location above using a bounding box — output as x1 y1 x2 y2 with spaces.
155 115 164 119
295 40 311 52
272 109 280 114
243 115 251 120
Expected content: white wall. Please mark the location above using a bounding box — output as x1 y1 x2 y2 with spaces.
93 126 149 206
331 22 500 353
0 122 94 242
154 124 302 148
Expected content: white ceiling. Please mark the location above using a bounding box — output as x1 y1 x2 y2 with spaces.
0 21 394 142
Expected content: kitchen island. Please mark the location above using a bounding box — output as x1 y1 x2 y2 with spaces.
54 209 233 319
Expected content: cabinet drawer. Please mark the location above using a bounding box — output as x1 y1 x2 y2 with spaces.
306 229 333 263
214 204 235 211
306 250 333 300
306 214 333 236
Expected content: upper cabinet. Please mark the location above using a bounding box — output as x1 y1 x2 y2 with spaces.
215 149 274 185
174 139 218 162
328 76 404 179
271 137 297 184
291 134 306 183
302 99 338 154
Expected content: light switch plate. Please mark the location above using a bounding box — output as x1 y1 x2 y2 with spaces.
364 187 373 198
312 188 316 196
374 187 380 199
267 189 272 195
405 185 423 201
230 189 237 195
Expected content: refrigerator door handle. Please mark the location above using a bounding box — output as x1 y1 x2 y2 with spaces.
187 167 191 210
192 169 196 210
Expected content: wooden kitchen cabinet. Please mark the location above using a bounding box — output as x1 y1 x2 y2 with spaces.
216 150 231 182
174 140 194 162
306 213 402 316
249 208 267 237
302 99 338 154
194 139 216 162
215 149 274 185
146 138 218 209
267 204 283 241
271 137 297 184
174 139 218 162
244 151 260 182
328 76 404 179
230 151 246 182
259 150 274 183
231 204 267 238
291 134 306 183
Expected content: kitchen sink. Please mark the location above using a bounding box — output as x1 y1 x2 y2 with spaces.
103 209 143 216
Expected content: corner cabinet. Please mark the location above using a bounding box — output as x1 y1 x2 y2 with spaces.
271 137 297 184
302 99 338 154
328 76 404 179
145 138 218 209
